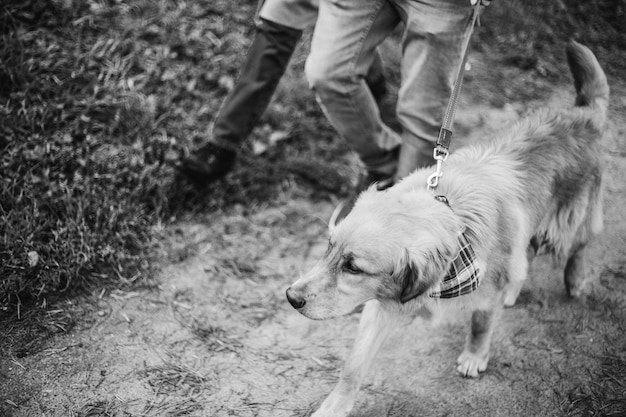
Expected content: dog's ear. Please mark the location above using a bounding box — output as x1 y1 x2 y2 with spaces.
398 255 430 303
397 245 456 304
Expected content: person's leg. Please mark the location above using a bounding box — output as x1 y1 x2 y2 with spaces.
259 0 319 29
208 19 303 154
306 0 401 226
179 0 317 183
181 0 393 185
393 0 474 179
305 0 402 179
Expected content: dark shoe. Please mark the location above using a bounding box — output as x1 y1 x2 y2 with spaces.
329 170 395 229
178 143 236 184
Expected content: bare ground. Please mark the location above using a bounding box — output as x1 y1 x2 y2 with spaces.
2 63 626 417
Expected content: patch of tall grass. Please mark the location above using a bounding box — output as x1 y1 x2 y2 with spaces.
0 0 253 310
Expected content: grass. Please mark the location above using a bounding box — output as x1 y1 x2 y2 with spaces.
0 0 175 310
76 399 134 417
561 266 626 417
143 360 209 396
141 359 207 416
468 0 626 108
565 345 626 416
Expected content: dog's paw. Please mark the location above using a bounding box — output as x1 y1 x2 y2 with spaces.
456 350 489 378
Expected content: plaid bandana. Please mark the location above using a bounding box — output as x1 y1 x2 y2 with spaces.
429 196 481 299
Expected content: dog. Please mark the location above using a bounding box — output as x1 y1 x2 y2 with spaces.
285 41 609 417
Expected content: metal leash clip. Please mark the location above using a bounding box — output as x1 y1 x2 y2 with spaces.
426 147 449 192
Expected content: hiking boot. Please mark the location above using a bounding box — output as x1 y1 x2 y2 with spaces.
178 142 236 184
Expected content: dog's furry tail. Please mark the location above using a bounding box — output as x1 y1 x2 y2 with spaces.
566 41 609 116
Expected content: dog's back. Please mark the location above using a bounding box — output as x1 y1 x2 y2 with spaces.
439 41 608 266
527 41 608 261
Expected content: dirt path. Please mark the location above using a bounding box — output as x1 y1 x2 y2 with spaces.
2 83 625 417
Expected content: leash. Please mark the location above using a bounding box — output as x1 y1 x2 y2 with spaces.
427 0 488 192
426 0 490 299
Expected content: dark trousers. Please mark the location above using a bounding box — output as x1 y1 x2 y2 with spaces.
210 18 302 152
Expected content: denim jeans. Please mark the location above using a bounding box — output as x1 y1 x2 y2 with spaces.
259 0 319 30
210 0 386 154
306 0 473 174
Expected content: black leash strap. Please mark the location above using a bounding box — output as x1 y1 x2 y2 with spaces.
436 0 484 155
428 0 487 191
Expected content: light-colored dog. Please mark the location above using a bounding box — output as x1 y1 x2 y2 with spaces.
286 41 608 417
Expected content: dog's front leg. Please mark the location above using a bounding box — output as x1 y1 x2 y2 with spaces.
312 300 393 417
456 297 503 378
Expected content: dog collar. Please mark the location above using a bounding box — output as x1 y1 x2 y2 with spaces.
429 196 481 299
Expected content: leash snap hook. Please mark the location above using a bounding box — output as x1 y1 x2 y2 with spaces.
426 170 441 191
426 147 448 191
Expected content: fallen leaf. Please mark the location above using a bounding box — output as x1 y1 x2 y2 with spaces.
252 141 267 155
27 251 39 267
268 130 290 146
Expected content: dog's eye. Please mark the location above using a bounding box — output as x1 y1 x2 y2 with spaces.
343 259 362 274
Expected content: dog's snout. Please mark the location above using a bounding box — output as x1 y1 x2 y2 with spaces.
286 287 306 309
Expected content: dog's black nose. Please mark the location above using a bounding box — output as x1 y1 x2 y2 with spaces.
286 287 306 309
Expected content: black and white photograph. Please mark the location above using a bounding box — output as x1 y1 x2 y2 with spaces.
1 1 625 416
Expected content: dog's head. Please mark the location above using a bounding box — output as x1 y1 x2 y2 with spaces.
286 186 463 320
